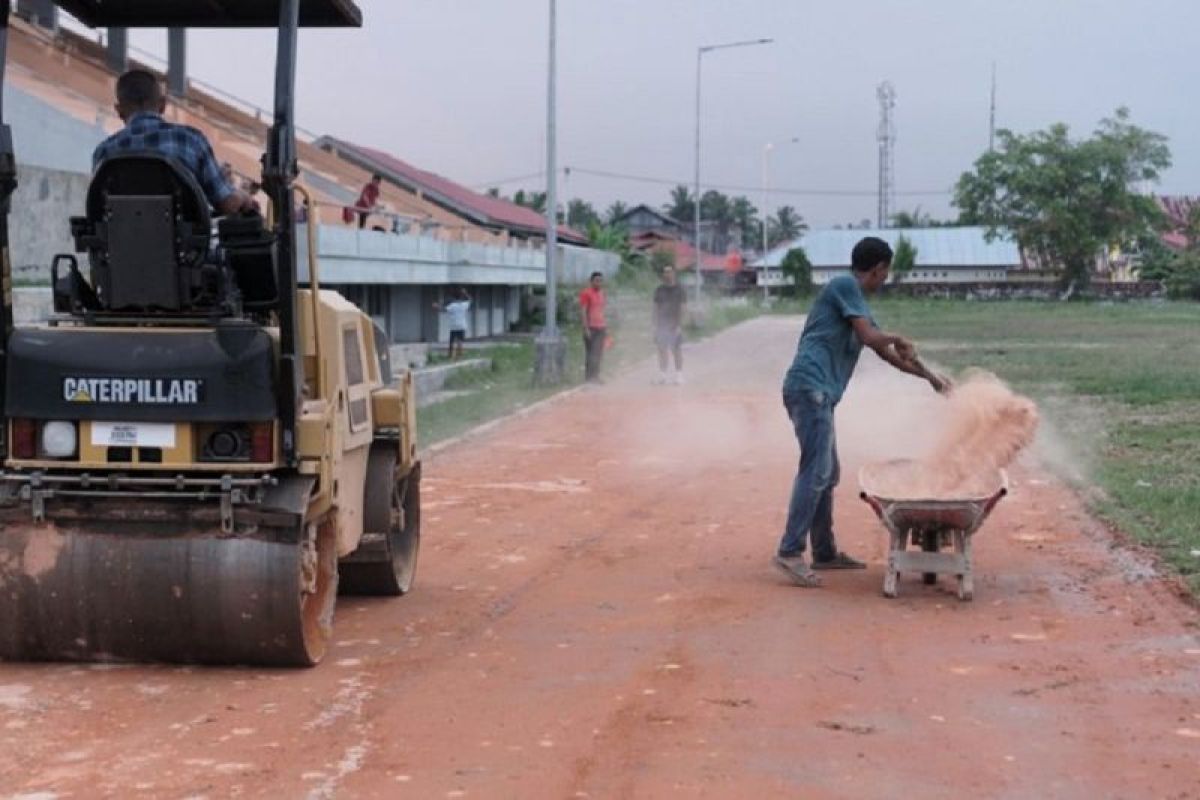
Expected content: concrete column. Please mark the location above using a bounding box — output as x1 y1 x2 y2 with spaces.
167 28 187 98
107 28 128 74
17 0 57 29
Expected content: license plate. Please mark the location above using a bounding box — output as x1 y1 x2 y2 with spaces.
91 422 176 448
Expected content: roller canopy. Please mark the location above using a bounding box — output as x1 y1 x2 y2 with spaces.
53 0 362 28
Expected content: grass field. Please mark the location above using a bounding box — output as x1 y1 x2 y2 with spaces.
873 298 1200 594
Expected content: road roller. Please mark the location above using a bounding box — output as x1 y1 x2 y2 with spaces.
0 0 422 666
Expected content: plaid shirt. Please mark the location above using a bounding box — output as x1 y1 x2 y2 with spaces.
92 112 234 209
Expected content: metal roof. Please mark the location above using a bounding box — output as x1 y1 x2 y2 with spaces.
754 226 1021 269
54 0 363 28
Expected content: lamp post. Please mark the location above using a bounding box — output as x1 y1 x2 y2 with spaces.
761 136 798 301
693 37 772 306
534 0 565 384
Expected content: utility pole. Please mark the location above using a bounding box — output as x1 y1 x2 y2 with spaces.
876 81 896 229
694 37 772 306
533 0 565 385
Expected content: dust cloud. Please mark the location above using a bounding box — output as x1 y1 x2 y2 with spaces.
861 371 1040 500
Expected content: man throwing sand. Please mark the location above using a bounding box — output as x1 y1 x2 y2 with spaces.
774 236 949 587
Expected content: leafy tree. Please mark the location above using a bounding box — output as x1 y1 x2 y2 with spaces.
485 187 500 198
954 108 1171 289
779 246 814 296
663 184 696 222
567 198 600 230
605 201 629 225
767 205 806 248
891 235 918 282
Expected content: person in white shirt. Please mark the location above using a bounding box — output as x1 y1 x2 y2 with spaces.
434 288 471 360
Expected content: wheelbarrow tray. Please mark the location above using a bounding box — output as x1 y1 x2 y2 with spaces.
858 460 1008 601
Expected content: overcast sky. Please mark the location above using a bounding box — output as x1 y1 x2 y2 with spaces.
85 0 1199 228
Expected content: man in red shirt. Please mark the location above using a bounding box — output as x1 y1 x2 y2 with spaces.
347 173 383 229
578 271 607 383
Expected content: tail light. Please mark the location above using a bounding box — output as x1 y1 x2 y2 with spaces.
197 423 275 464
11 419 36 459
250 422 274 463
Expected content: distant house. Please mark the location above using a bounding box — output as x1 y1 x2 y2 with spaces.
754 227 1021 287
614 204 685 238
1156 196 1198 252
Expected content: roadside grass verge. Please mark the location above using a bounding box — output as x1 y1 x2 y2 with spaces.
872 298 1200 594
416 291 762 447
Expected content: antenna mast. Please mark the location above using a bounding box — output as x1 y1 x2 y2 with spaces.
876 81 896 228
988 62 997 151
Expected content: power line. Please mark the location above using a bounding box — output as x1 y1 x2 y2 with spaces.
471 170 546 190
563 165 950 197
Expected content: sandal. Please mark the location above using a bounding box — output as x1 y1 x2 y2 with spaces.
772 555 823 587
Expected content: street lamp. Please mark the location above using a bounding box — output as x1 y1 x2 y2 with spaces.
693 37 772 305
761 136 798 301
534 0 564 384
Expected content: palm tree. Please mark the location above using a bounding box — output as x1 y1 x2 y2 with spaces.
513 189 547 214
663 184 695 222
701 190 735 252
567 198 599 230
730 196 759 249
767 205 806 248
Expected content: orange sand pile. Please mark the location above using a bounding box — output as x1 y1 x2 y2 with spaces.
865 371 1039 499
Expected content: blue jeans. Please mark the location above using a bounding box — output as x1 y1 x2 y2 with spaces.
777 389 841 560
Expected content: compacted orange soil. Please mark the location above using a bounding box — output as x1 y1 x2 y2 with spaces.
1 317 1196 799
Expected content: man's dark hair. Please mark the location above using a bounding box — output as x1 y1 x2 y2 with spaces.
590 271 603 280
115 69 162 109
851 236 893 272
371 173 383 182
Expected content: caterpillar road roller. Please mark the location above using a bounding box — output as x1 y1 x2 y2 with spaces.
0 0 422 666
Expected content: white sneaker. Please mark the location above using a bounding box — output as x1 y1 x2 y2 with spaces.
652 372 668 385
672 372 685 385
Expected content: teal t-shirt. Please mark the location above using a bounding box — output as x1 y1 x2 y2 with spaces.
782 274 874 403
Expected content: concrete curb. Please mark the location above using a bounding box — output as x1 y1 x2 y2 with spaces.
423 384 588 459
422 310 767 460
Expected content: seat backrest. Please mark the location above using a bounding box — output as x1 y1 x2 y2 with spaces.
80 153 213 312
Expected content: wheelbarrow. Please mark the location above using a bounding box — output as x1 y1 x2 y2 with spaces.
858 460 1008 601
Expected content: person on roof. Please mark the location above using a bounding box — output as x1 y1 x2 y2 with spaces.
93 69 256 216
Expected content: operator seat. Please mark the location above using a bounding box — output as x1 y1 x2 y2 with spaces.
71 152 214 312
69 153 279 316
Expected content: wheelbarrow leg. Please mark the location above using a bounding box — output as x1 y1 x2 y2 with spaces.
954 530 974 601
883 525 903 598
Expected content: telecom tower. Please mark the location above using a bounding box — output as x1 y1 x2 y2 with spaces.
988 62 997 152
876 81 896 228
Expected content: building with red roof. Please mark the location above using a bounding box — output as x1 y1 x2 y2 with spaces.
316 137 589 246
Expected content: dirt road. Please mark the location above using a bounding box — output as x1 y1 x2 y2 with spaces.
2 317 1198 799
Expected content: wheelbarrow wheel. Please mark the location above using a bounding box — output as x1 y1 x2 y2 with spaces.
921 531 939 585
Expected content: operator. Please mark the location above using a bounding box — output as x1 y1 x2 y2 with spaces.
93 69 257 216
773 236 950 588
